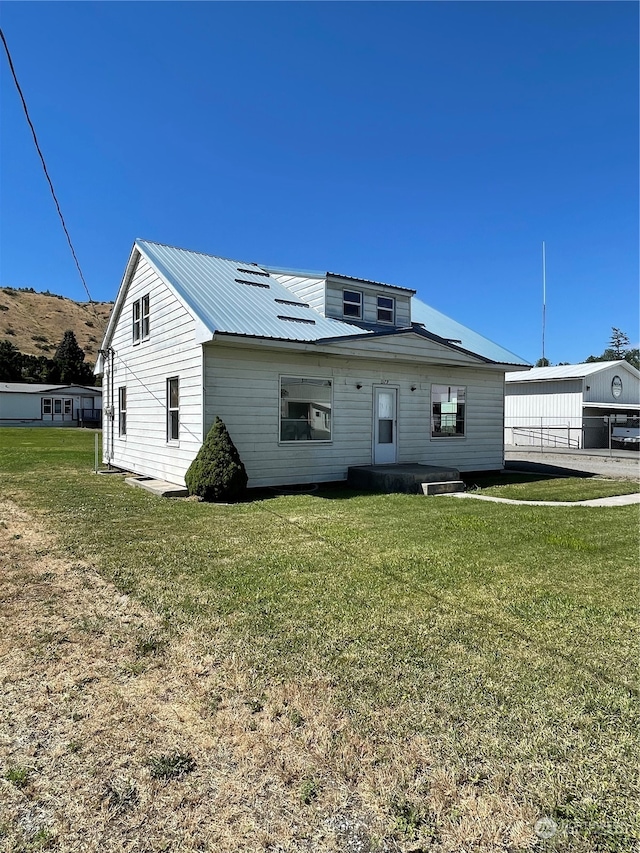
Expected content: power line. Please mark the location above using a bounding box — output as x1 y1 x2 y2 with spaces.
0 27 95 306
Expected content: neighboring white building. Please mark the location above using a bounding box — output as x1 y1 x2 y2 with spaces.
96 239 530 488
0 383 102 427
505 361 640 449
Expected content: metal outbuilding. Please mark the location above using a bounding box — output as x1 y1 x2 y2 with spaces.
504 361 640 449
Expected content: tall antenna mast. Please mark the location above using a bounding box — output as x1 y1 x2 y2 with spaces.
541 241 546 363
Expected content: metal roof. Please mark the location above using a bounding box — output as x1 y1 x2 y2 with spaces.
506 361 636 383
410 297 529 366
137 240 368 343
326 271 416 294
132 241 529 365
0 383 101 394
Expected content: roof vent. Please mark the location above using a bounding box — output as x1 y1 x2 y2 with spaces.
277 315 316 325
237 267 270 277
235 278 270 289
275 298 310 307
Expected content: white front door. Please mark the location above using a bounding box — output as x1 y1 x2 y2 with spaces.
373 386 398 464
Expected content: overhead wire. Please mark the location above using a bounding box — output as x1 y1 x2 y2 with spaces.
0 27 97 317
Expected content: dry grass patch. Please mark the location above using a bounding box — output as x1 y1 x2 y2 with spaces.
0 499 549 852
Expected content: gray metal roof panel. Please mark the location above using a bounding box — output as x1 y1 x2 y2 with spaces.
136 240 368 343
410 297 530 366
506 361 636 382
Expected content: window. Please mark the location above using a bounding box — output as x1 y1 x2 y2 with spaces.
54 399 62 415
280 376 332 442
64 399 73 415
133 294 150 343
42 398 52 415
377 296 395 324
431 385 466 438
167 377 179 441
141 294 150 339
343 290 362 319
119 387 127 436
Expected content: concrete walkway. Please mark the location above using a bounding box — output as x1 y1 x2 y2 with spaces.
441 492 640 508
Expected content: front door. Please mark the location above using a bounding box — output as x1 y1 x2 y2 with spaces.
373 386 398 464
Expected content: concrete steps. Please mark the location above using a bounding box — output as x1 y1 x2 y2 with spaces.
347 464 465 496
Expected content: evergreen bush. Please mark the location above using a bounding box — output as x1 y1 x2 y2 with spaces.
185 417 248 502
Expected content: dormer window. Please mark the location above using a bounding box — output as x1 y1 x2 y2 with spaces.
377 295 395 324
133 294 150 343
343 290 362 319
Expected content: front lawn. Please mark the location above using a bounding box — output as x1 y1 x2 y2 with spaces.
472 475 640 502
0 429 638 852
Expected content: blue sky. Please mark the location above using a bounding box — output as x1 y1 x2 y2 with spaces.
1 2 637 364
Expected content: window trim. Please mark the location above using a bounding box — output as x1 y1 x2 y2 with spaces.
343 289 363 319
279 375 333 444
132 294 150 344
377 295 395 324
431 384 466 439
166 376 179 443
118 387 127 437
42 398 52 415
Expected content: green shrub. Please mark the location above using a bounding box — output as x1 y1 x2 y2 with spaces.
185 417 248 502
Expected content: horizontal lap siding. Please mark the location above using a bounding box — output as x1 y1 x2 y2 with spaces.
325 284 412 327
106 257 202 485
204 344 505 487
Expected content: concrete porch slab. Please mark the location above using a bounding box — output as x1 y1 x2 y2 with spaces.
347 463 462 495
125 476 188 498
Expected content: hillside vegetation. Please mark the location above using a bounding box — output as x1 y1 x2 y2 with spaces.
0 287 113 361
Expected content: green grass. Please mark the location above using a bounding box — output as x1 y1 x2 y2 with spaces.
1 428 639 850
472 475 640 502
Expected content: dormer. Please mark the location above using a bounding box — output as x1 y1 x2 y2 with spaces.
325 273 415 328
266 267 416 328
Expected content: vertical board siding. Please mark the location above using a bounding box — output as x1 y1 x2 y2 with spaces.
583 364 640 406
204 343 505 487
104 257 202 485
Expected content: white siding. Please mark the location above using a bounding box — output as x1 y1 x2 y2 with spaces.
102 256 203 486
583 363 640 406
203 341 506 488
269 273 326 314
0 393 42 422
325 280 412 327
504 380 583 447
0 389 101 426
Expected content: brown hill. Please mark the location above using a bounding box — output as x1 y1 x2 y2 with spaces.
0 288 113 363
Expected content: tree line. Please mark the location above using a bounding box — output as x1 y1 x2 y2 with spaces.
0 330 97 385
535 328 639 370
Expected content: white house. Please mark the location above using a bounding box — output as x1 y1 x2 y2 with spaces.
96 239 529 488
0 383 102 427
505 361 640 449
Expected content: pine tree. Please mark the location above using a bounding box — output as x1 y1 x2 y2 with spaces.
0 340 23 380
609 328 630 359
185 417 248 501
52 330 93 385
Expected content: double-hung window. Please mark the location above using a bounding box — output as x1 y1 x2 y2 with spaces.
133 294 150 343
119 387 127 436
42 398 52 415
431 385 466 438
64 399 73 416
167 377 179 442
280 376 332 442
377 296 395 324
343 290 362 319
